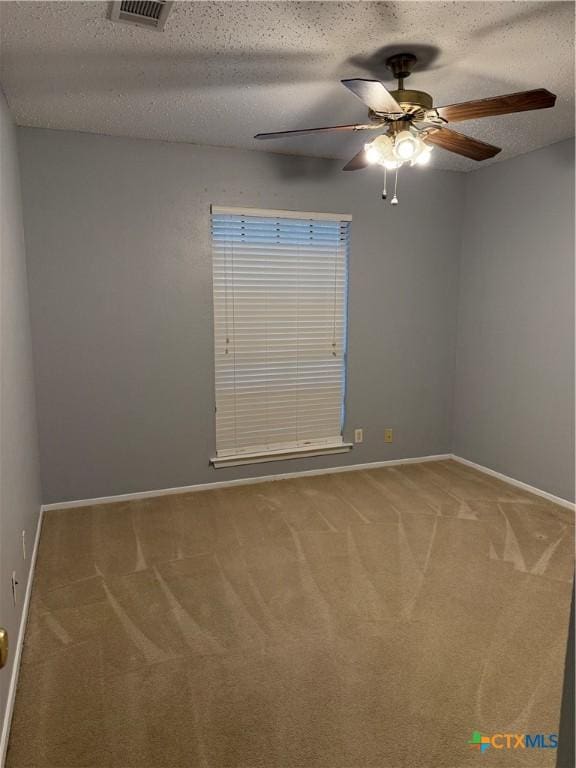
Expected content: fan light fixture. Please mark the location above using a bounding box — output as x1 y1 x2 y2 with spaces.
364 127 433 204
364 129 432 169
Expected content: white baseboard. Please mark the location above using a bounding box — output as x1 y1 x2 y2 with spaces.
40 452 575 514
451 455 575 511
0 506 43 768
42 453 452 511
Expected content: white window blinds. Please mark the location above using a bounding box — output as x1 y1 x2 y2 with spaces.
211 206 351 464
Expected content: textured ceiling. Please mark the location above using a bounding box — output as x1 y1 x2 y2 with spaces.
0 1 574 171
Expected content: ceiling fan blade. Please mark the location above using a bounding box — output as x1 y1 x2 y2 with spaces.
341 78 403 114
436 89 556 123
254 123 366 140
342 149 370 171
425 127 501 161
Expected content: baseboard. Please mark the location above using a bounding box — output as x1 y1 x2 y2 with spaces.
0 506 43 768
451 455 575 511
38 452 576 513
42 453 452 511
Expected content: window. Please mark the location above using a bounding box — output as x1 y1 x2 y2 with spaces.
210 206 352 467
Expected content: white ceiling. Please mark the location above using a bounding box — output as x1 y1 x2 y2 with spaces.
0 1 574 171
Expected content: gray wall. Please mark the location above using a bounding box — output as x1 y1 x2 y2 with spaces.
0 90 41 757
17 127 464 503
454 140 575 502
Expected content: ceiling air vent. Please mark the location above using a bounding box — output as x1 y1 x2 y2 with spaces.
110 1 173 30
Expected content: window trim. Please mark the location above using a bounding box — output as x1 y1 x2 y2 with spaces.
211 205 353 222
210 442 353 468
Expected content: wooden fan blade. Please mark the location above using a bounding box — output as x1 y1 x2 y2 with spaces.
436 89 556 123
254 124 365 140
341 79 403 114
342 149 369 171
425 127 501 160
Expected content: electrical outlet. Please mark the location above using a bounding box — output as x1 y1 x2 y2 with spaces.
11 572 18 607
22 530 26 561
354 428 363 444
384 428 394 443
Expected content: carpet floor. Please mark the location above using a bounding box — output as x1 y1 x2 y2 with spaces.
6 459 574 767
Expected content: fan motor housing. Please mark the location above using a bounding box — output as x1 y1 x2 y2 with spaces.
390 89 434 118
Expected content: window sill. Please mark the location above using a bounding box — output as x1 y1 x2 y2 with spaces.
210 443 353 468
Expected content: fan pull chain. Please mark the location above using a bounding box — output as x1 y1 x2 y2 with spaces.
382 167 387 200
391 166 399 205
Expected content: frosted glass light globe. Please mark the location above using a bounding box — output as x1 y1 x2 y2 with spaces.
364 144 381 164
415 148 432 165
372 134 393 154
394 130 419 161
365 134 394 165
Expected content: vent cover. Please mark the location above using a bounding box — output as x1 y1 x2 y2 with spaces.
110 1 173 30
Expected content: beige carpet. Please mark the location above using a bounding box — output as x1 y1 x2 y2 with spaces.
7 459 574 767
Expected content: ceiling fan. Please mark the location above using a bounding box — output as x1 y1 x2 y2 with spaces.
254 52 556 202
